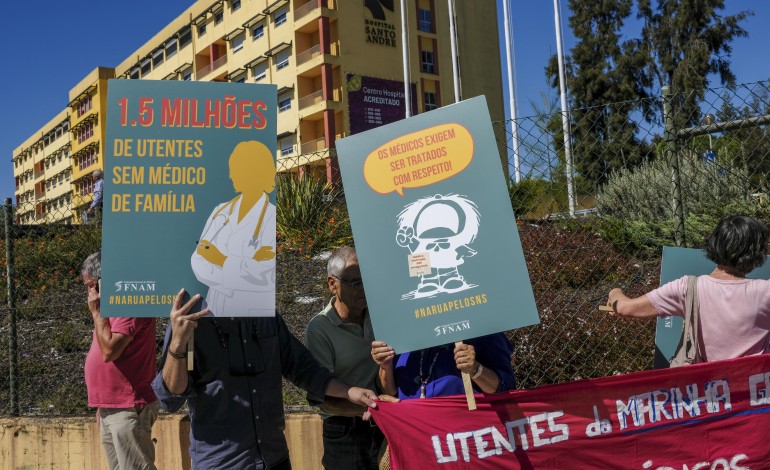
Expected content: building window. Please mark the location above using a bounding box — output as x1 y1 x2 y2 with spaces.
424 91 437 111
141 58 152 76
198 23 207 36
231 72 246 83
152 49 164 67
253 62 268 81
78 121 95 144
182 67 193 81
179 27 192 48
418 9 432 33
274 9 287 26
214 10 224 24
165 38 179 59
231 32 245 53
421 50 435 74
78 96 92 117
252 24 264 39
130 67 140 80
279 97 291 112
231 0 241 11
280 139 294 156
275 49 290 70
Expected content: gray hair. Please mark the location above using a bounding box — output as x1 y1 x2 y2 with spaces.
81 252 101 279
93 169 104 179
327 247 357 277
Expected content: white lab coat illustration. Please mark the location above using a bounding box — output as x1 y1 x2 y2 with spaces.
191 193 276 316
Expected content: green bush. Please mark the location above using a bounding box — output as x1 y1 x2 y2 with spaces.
275 175 353 256
0 224 101 307
507 178 550 218
595 152 769 252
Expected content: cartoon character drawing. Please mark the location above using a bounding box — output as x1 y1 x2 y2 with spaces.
396 194 480 299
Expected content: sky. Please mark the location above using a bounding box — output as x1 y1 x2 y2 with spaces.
2 0 768 199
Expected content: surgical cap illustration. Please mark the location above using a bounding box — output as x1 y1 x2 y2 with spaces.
396 194 480 299
191 140 277 316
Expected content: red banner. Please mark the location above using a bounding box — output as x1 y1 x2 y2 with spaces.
371 354 770 469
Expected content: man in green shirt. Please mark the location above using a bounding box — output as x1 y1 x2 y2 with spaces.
306 247 384 469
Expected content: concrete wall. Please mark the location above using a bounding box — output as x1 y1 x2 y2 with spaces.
0 412 323 469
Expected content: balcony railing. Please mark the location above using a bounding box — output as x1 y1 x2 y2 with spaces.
296 44 321 66
299 90 324 109
197 55 228 79
293 1 318 20
301 137 326 154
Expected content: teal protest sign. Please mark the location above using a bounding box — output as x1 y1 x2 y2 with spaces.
101 80 277 317
336 96 539 353
654 246 770 367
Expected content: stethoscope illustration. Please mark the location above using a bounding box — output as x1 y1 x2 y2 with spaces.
198 194 270 250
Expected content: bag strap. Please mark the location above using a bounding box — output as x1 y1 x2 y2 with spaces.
682 275 701 364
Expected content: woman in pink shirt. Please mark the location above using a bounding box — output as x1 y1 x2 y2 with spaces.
607 215 770 362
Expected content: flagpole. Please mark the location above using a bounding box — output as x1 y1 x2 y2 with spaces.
448 0 461 102
401 0 411 117
502 0 521 183
554 0 575 216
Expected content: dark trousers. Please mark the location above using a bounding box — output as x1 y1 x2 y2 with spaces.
322 416 384 470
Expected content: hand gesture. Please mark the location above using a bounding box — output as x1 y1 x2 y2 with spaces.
253 245 276 261
168 289 210 352
606 288 623 315
196 240 226 266
87 280 101 321
362 394 400 421
454 343 477 375
347 387 378 409
396 226 414 248
371 341 395 368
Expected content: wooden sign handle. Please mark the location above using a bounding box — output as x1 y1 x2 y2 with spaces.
187 334 194 372
455 341 477 411
598 305 614 312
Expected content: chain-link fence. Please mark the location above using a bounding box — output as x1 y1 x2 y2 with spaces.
496 80 770 387
2 81 769 417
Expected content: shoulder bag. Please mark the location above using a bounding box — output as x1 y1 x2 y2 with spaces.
669 276 703 367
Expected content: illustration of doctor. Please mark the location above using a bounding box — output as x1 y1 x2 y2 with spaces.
191 140 276 316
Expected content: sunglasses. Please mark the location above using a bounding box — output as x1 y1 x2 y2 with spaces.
331 275 364 287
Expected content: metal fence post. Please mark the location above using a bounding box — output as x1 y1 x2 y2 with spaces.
4 198 18 415
662 86 686 247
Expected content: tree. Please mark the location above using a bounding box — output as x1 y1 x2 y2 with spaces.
547 0 653 186
638 0 753 126
714 87 770 189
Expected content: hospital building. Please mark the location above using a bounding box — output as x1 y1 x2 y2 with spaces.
11 0 504 224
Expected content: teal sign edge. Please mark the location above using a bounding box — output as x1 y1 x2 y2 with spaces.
336 96 540 353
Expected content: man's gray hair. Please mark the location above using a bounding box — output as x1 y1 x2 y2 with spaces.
81 252 101 279
93 169 104 179
327 247 357 277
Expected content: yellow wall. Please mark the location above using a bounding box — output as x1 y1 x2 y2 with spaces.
0 413 324 470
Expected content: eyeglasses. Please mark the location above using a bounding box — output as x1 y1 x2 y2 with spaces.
331 275 364 288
